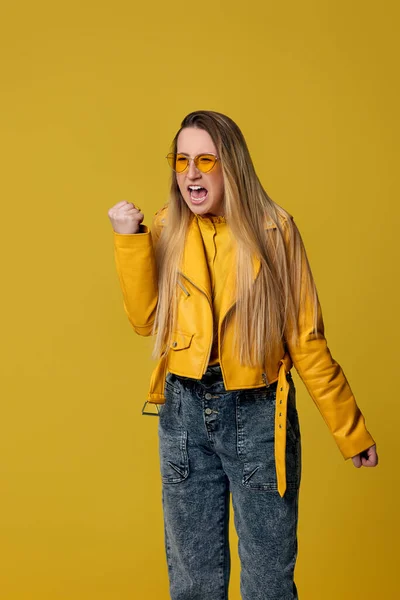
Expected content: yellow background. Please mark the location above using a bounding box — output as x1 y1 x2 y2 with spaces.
1 1 398 598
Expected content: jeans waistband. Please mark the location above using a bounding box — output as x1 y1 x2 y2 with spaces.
204 364 223 376
171 363 291 391
172 363 223 388
201 364 224 386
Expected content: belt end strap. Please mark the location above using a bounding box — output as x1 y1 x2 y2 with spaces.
275 360 290 497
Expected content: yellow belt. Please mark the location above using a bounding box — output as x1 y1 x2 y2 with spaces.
274 356 292 498
144 352 293 498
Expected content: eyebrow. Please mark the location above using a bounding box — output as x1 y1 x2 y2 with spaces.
176 152 212 156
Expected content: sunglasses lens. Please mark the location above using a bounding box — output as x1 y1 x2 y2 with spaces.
166 153 174 169
166 153 217 173
196 154 216 172
176 154 189 172
167 153 189 172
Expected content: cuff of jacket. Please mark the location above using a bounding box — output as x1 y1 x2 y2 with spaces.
336 427 376 460
113 224 150 244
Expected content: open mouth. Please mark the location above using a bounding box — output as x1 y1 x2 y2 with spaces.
188 185 208 203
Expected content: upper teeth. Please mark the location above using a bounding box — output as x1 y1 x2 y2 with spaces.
189 185 203 190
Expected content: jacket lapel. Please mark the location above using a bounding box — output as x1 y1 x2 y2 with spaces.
179 217 213 303
178 215 268 326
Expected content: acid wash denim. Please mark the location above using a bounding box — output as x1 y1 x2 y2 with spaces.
158 363 301 600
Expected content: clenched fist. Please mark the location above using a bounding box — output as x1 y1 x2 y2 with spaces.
108 200 144 234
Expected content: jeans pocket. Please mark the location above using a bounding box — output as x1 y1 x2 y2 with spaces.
158 426 189 484
237 384 300 491
164 373 182 398
158 375 181 417
237 388 277 491
158 377 189 484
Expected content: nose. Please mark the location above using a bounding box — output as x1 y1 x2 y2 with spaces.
187 158 201 178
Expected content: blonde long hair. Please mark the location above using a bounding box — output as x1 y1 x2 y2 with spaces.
151 110 320 367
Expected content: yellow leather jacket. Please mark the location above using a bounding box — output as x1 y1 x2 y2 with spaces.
113 203 375 497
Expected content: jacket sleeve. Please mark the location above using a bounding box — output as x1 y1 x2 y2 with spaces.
282 215 376 460
112 205 166 336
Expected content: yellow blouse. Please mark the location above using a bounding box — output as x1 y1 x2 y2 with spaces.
195 213 233 365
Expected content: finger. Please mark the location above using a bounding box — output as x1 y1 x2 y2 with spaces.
114 200 142 212
361 454 376 467
118 203 142 213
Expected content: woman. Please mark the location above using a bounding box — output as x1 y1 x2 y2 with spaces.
108 110 378 600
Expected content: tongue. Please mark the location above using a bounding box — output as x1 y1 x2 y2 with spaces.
191 188 207 199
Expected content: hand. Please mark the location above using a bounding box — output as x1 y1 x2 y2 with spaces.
351 444 378 467
108 200 144 234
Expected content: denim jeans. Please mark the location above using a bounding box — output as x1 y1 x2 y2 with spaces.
158 364 301 600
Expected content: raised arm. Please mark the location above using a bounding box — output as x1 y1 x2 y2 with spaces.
110 202 167 336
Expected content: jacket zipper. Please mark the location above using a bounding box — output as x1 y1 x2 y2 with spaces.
178 278 190 296
262 371 270 387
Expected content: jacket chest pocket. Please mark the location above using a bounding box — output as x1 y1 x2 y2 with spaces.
170 331 194 350
167 330 194 371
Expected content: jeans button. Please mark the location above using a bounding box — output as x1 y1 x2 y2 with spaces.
205 393 212 400
205 408 213 414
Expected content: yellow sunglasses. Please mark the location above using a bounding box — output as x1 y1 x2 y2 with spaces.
166 152 219 173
